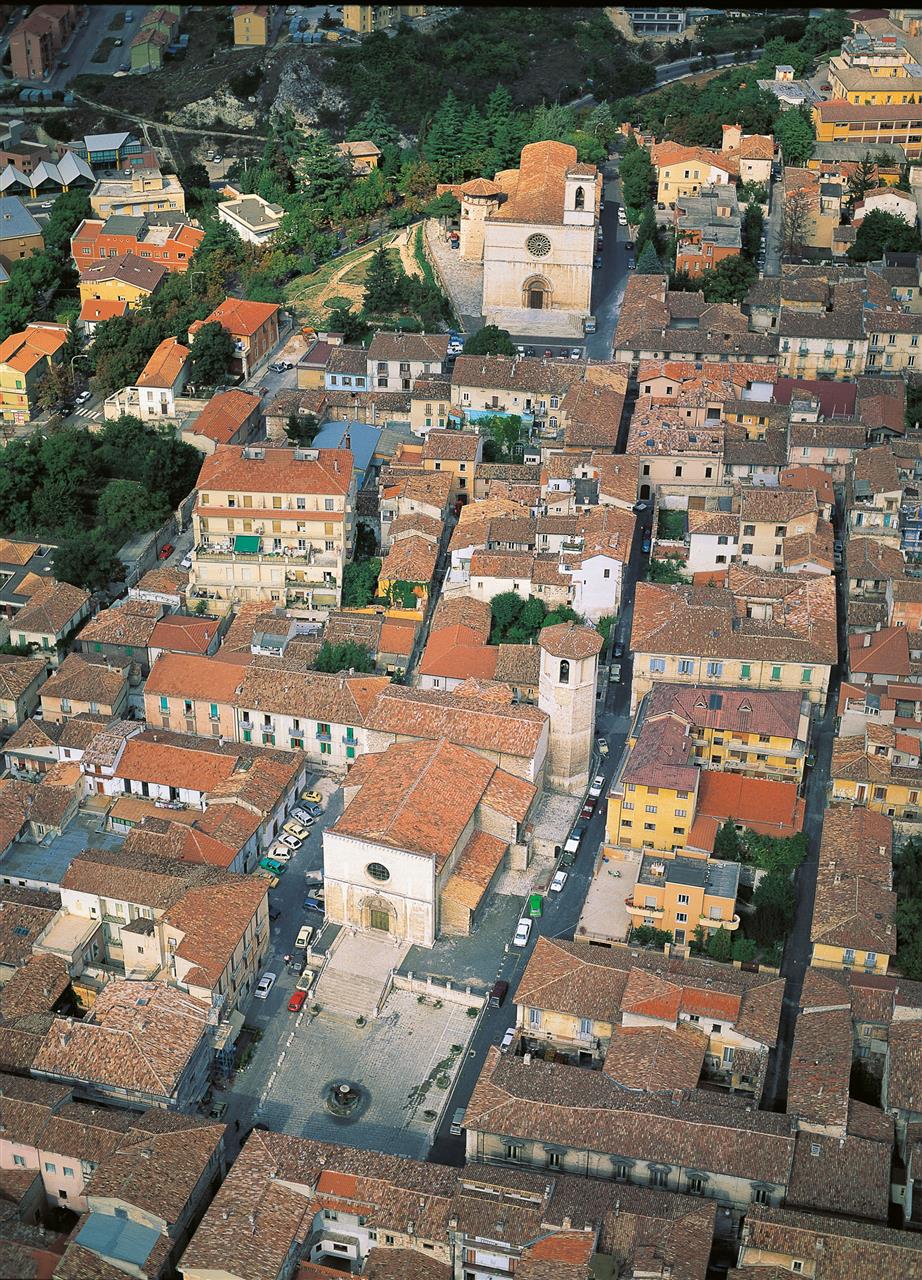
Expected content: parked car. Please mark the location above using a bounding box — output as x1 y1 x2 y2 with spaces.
290 807 315 826
269 362 285 373
641 532 651 553
500 1027 516 1052
159 543 174 560
254 868 279 887
75 389 91 405
550 870 568 893
114 37 123 45
288 989 307 1012
278 832 303 850
569 347 582 359
254 972 277 999
625 240 634 251
304 874 323 889
563 823 586 856
300 788 323 805
613 641 624 659
213 155 223 164
296 968 314 993
208 1100 227 1120
284 819 311 839
589 773 605 798
513 917 532 948
180 553 193 570
301 803 323 818
303 894 324 913
282 361 294 370
259 857 286 876
594 254 603 268
581 798 595 820
295 924 315 949
489 979 509 1008
609 662 622 683
543 348 554 358
597 738 609 756
40 200 55 209
633 500 649 512
450 1106 466 1135
267 845 293 863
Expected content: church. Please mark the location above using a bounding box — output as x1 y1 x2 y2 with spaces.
439 140 601 339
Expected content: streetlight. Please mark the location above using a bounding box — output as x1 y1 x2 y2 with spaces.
188 267 205 295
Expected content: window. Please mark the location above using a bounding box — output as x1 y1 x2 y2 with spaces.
159 695 168 712
44 1162 56 1173
63 1167 73 1178
547 1150 561 1169
675 912 687 923
645 804 657 814
792 1264 804 1276
650 658 665 673
529 1006 542 1027
706 661 723 678
579 1017 592 1037
644 822 656 831
559 659 569 684
677 893 689 905
678 659 694 674
753 1187 770 1206
801 668 812 683
722 1046 734 1064
740 663 751 680
12 1154 24 1167
770 665 782 681
367 862 390 881
504 1143 522 1160
844 948 856 964
649 1168 668 1188
687 1175 705 1195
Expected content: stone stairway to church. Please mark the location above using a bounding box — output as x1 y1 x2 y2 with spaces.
311 930 408 1020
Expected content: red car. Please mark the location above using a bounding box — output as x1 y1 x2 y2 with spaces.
288 990 307 1013
581 799 595 820
543 348 553 358
158 543 174 560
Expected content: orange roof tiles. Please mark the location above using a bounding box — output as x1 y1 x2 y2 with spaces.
418 625 499 682
491 140 597 226
145 653 243 703
696 770 805 838
190 389 261 443
78 299 129 324
196 444 351 497
201 297 279 337
113 738 238 792
136 336 189 388
0 322 67 375
149 615 218 656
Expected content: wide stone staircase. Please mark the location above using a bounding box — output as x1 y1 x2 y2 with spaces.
312 929 408 1020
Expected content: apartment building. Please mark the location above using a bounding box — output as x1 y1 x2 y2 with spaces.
38 653 128 723
71 213 204 273
813 99 922 159
89 168 187 219
77 252 167 311
190 445 354 611
367 330 449 391
188 298 279 379
9 3 80 81
0 321 67 423
630 569 838 711
216 193 283 245
848 445 903 543
650 140 738 207
232 3 269 44
810 804 896 976
0 196 43 270
674 183 742 278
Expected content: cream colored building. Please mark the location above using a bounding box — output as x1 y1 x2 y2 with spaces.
190 444 355 612
89 169 186 220
537 622 601 797
439 141 600 339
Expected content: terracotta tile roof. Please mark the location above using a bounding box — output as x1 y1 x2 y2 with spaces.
13 579 89 638
623 714 698 791
378 618 416 657
514 938 631 1023
200 296 279 337
696 770 805 838
149 615 218 656
849 626 910 677
787 1118 892 1222
196 444 351 497
136 335 189 388
40 653 125 708
853 443 901 496
603 1023 707 1091
431 594 492 641
78 299 129 324
440 829 507 912
846 535 905 582
489 140 595 226
132 564 188 598
145 652 244 703
33 981 212 1099
738 1206 922 1278
0 654 46 701
334 739 523 866
78 599 162 649
163 876 267 988
113 736 238 792
0 954 69 1022
781 465 836 507
366 683 546 761
367 330 449 364
464 1048 796 1185
387 512 443 543
379 534 438 585
787 1006 853 1130
493 643 540 687
645 683 804 740
561 380 624 449
235 665 389 723
538 622 602 660
886 1020 922 1112
190 389 261 443
421 429 479 462
419 624 499 682
364 1250 451 1280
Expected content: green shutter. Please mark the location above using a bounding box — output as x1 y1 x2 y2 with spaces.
740 664 751 680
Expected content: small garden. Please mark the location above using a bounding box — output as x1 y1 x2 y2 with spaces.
488 591 582 645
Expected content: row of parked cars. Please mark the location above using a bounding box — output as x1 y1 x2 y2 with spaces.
256 788 324 881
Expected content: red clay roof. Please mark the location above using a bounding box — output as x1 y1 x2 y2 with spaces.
200 297 279 337
418 625 498 682
696 770 805 838
849 628 911 678
773 377 857 418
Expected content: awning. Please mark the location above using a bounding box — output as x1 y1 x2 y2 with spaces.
233 534 260 554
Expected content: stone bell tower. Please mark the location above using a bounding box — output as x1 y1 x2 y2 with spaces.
538 622 603 796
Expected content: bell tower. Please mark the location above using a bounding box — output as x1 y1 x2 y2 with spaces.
538 622 603 796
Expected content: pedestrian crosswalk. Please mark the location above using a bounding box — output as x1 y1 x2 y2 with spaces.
73 406 97 419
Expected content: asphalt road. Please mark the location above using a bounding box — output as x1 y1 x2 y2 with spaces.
653 46 764 88
42 5 151 88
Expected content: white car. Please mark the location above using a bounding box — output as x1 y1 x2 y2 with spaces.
75 390 91 405
295 924 314 949
500 1026 516 1052
278 832 303 850
588 774 605 798
513 917 532 948
254 972 277 999
550 870 568 893
268 844 293 862
290 807 315 826
180 554 193 570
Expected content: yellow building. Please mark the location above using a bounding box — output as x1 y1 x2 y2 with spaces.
813 99 922 159
0 321 67 423
828 32 921 104
232 3 268 45
629 571 837 713
606 712 700 854
89 169 187 220
649 141 737 208
342 4 426 33
409 378 454 437
190 444 356 610
830 722 922 822
78 253 166 312
624 848 741 945
377 533 437 612
810 804 895 975
420 429 481 503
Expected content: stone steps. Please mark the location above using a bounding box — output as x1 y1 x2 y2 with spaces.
312 968 386 1020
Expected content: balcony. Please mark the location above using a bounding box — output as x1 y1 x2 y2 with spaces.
342 735 357 746
196 543 312 565
625 901 664 918
316 731 332 743
699 914 741 931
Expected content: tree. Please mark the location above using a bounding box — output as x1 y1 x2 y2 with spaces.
776 188 814 260
700 255 758 303
596 613 617 646
363 248 402 314
489 591 525 642
741 203 764 261
706 926 734 963
315 641 375 673
189 322 235 388
635 204 659 254
479 412 521 459
586 102 617 146
97 479 169 543
775 107 814 166
731 935 758 963
848 208 922 261
635 239 662 275
348 99 399 149
52 530 123 591
327 305 370 344
463 325 515 356
342 557 381 607
423 90 465 176
648 557 688 583
846 152 876 213
714 819 743 861
286 412 320 446
751 871 796 946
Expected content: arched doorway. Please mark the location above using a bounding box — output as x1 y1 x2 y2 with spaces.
361 894 398 935
523 276 551 311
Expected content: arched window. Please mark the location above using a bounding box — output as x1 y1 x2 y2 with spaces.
559 660 570 685
574 185 585 210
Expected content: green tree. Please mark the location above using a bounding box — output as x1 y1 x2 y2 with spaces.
635 240 662 274
363 248 402 314
586 102 616 146
348 99 399 149
846 152 876 213
648 557 689 583
315 641 375 673
479 412 521 459
462 325 515 356
848 208 922 261
751 871 796 946
342 557 382 607
460 105 490 159
706 926 734 963
732 935 758 963
632 924 672 949
700 255 758 303
484 84 514 146
741 203 764 261
286 412 321 446
635 204 659 254
52 530 123 591
714 819 743 861
775 107 814 166
596 613 617 646
189 322 235 388
327 305 371 344
424 90 465 176
489 591 524 642
97 479 169 543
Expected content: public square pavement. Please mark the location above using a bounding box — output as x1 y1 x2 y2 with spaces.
401 890 525 991
237 987 476 1159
